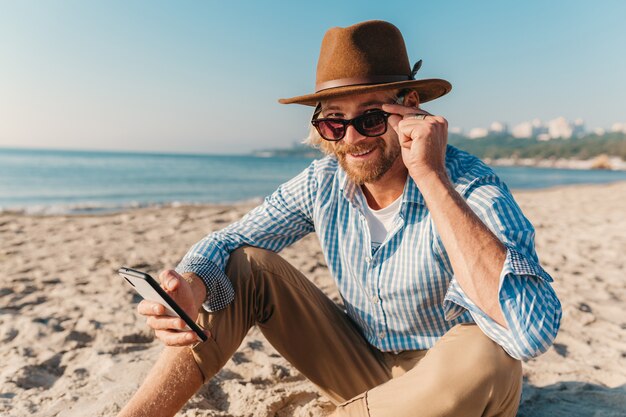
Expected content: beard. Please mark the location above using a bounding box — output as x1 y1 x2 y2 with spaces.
334 135 401 185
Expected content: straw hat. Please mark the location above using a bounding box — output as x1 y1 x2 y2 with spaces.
278 20 452 106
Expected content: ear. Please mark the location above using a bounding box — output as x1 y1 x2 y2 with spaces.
403 89 420 107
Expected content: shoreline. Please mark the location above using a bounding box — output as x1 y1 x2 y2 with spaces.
2 179 626 218
485 155 626 170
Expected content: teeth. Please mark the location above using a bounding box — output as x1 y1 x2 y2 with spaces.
351 149 372 156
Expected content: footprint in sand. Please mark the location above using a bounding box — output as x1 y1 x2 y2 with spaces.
552 343 569 357
65 330 94 348
13 354 65 390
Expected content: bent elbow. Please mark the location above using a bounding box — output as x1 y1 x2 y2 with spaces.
515 298 562 360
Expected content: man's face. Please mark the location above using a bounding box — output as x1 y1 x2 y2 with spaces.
320 90 402 185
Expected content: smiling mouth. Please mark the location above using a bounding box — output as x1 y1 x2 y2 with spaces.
348 148 375 158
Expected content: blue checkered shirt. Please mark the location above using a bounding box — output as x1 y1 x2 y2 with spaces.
176 145 562 360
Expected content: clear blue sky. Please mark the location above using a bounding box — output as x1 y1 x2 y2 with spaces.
1 0 624 154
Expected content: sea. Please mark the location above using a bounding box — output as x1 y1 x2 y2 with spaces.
2 147 626 215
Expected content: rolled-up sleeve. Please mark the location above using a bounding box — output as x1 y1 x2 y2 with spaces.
176 160 318 312
443 170 562 360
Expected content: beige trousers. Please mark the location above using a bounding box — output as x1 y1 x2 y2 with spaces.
190 247 523 416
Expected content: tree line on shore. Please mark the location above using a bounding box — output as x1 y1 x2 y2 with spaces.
448 132 626 160
254 132 626 161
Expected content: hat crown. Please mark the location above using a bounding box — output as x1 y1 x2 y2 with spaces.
277 19 451 106
316 20 411 86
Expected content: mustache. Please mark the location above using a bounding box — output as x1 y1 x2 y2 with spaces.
335 138 385 156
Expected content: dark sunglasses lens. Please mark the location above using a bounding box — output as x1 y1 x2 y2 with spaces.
356 112 387 136
317 120 346 140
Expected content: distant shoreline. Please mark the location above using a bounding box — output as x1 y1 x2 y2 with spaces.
484 155 626 171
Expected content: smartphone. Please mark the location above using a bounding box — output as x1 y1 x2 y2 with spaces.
118 266 208 342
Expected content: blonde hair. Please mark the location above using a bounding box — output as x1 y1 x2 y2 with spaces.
301 88 412 154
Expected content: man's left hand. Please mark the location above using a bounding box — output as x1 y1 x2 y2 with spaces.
382 103 449 183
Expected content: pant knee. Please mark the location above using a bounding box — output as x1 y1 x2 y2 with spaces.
228 246 279 275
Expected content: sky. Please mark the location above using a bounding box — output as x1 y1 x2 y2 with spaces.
1 0 625 154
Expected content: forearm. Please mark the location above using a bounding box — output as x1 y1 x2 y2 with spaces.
415 170 507 327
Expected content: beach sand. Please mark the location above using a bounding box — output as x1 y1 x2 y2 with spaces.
1 181 625 416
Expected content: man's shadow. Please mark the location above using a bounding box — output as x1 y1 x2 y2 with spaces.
518 381 625 416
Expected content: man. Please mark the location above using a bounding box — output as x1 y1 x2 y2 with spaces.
119 20 561 417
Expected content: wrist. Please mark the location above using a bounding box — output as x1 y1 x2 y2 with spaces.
182 272 207 308
411 169 450 190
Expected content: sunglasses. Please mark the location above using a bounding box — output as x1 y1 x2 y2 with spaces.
311 109 395 141
311 93 406 141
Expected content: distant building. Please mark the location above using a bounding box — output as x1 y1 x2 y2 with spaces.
511 117 584 139
611 122 626 133
468 127 488 139
548 117 573 139
546 117 586 139
512 121 533 138
512 118 546 139
456 118 626 140
489 121 509 134
573 119 585 137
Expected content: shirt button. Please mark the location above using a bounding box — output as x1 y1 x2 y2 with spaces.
371 296 379 304
378 331 386 339
365 257 372 263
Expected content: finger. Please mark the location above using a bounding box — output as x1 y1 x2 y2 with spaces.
397 121 431 145
159 269 182 291
137 300 165 316
155 329 200 347
146 315 188 331
381 103 432 117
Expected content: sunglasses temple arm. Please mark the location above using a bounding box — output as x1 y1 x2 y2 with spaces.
312 103 322 120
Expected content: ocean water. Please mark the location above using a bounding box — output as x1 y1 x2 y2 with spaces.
1 147 626 215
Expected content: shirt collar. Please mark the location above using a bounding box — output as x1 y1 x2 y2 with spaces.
338 165 426 209
402 175 425 205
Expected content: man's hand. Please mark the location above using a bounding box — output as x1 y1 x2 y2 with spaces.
382 103 449 183
137 270 209 346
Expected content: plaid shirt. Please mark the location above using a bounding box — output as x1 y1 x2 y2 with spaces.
176 145 562 360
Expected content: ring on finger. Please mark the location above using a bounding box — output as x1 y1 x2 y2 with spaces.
407 114 427 120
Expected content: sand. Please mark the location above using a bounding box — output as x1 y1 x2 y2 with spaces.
1 181 625 416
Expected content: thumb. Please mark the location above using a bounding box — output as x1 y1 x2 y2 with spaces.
166 276 180 291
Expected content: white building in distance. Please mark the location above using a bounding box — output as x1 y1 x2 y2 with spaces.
512 118 546 139
468 127 489 139
467 122 509 139
511 117 584 140
611 122 626 134
489 121 509 134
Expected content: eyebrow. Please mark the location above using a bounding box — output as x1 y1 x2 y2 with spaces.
323 100 386 112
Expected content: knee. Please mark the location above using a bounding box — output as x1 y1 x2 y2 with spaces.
433 325 522 392
457 327 522 392
229 246 279 272
225 247 284 288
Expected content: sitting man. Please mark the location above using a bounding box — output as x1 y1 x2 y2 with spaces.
119 20 562 417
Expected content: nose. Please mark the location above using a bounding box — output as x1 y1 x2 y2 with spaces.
342 123 365 145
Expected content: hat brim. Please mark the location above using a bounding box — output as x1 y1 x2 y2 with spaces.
278 78 451 106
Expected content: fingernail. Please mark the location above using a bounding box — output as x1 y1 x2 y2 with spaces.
167 278 176 290
153 305 159 313
186 333 194 341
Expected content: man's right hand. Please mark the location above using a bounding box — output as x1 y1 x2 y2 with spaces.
137 269 209 346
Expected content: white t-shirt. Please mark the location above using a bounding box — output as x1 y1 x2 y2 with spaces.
363 195 402 252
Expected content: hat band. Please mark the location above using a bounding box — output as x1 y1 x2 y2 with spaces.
315 75 411 93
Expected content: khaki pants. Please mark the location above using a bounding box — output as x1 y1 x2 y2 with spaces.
191 247 523 416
